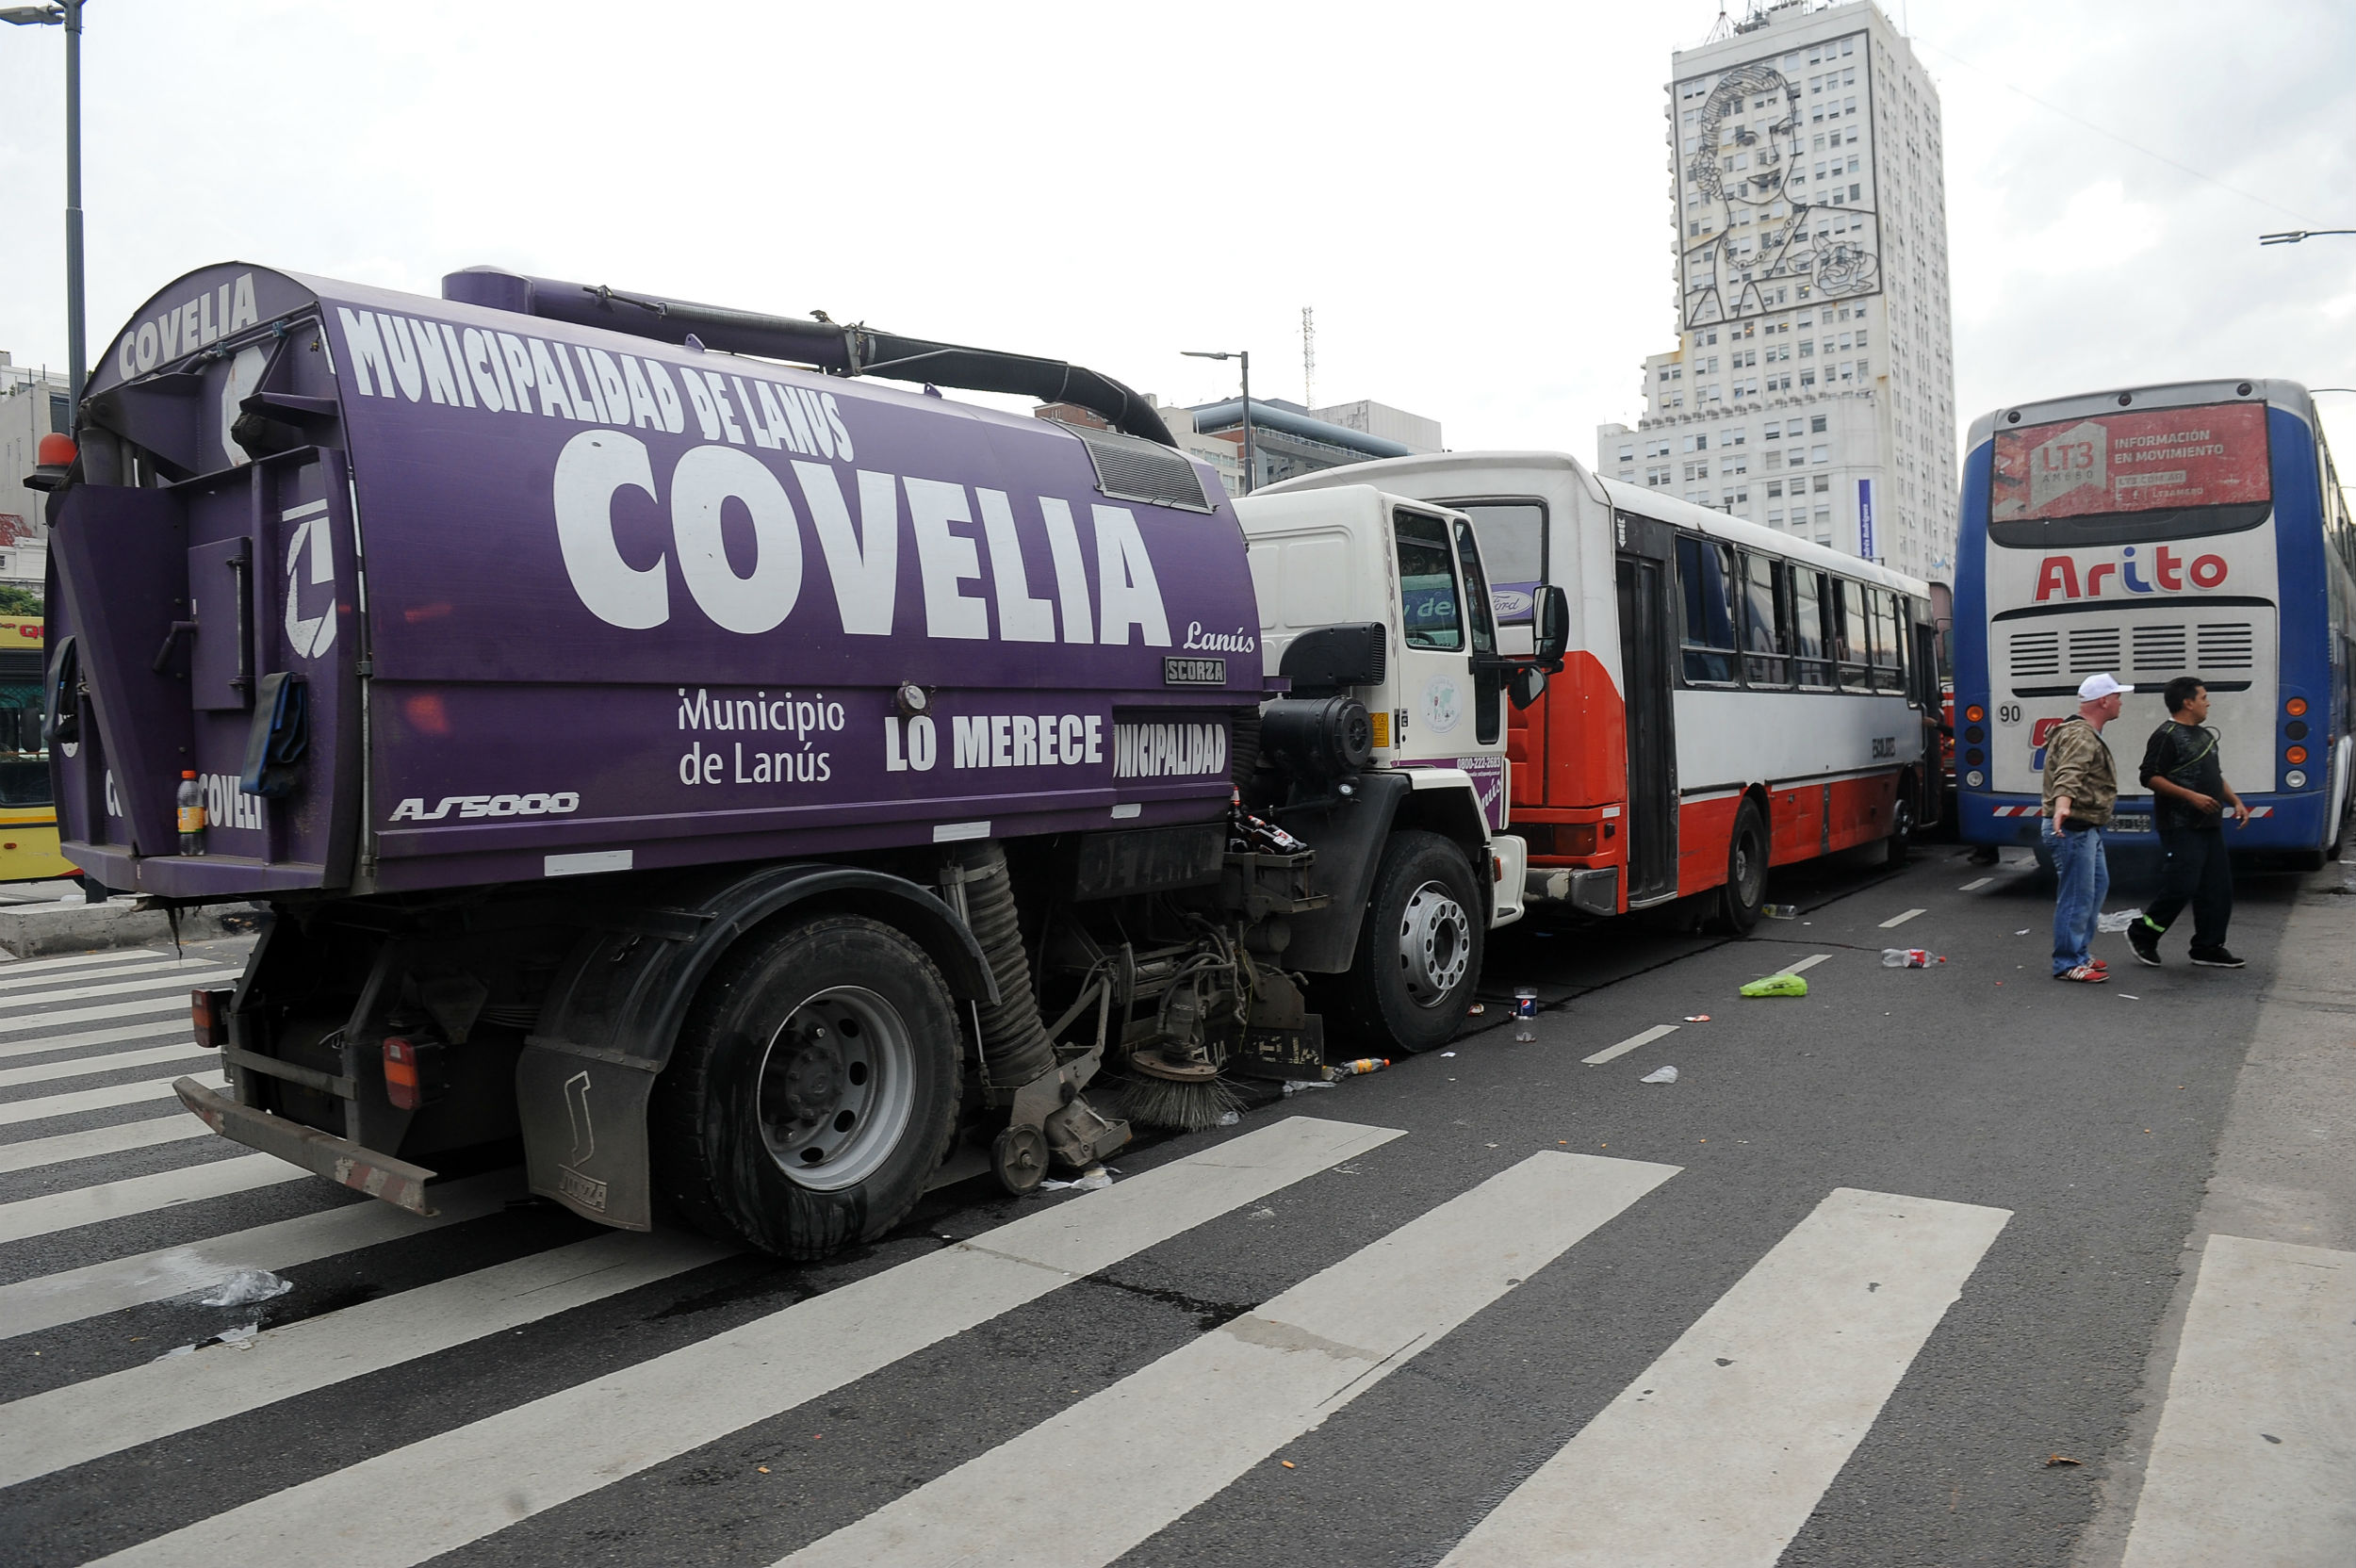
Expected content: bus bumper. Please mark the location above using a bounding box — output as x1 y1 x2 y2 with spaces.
1959 792 2333 851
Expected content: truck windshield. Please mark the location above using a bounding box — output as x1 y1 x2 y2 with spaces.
1395 510 1464 651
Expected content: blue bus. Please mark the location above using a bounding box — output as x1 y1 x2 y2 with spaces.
1954 379 2356 868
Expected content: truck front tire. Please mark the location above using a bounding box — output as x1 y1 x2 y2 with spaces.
1332 830 1485 1056
652 914 961 1259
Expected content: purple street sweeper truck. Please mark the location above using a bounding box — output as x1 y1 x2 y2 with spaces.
34 262 1564 1258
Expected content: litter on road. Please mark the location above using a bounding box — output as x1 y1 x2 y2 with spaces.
1640 1066 1679 1085
1881 949 1943 968
1740 974 1809 998
197 1268 292 1308
1683 1014 1712 1021
1279 1080 1338 1097
1038 1166 1114 1192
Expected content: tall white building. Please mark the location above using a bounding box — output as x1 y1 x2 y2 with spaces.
1597 0 1958 581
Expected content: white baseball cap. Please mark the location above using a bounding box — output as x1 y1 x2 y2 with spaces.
2078 673 2125 700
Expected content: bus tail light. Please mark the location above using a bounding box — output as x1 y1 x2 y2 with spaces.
1964 705 1985 723
2285 746 2308 765
190 988 232 1048
2286 769 2308 790
382 1037 445 1111
1534 823 1599 857
2285 697 2308 717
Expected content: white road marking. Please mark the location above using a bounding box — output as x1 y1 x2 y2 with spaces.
1437 1186 2010 1567
0 1108 211 1175
0 955 224 992
0 1041 218 1090
89 1116 1405 1568
1878 908 1926 929
0 1070 222 1129
1960 876 1994 890
0 967 239 1014
0 949 183 979
0 1021 181 1064
0 1168 517 1342
1584 1024 1679 1067
0 1152 308 1246
777 1151 1680 1568
0 994 216 1040
2120 1234 2356 1567
1764 953 1834 977
0 1228 737 1488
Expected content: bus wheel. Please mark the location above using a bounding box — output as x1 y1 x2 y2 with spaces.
1887 779 1917 866
1711 799 1769 935
1334 830 1485 1055
651 914 961 1260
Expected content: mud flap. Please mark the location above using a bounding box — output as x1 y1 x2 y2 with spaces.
516 1043 655 1230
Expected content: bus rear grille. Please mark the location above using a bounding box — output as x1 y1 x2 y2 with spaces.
2067 628 2121 675
2131 624 2187 674
2006 629 2059 678
2196 623 2255 670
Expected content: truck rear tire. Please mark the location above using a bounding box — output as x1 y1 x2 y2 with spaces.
1332 830 1485 1056
651 914 961 1260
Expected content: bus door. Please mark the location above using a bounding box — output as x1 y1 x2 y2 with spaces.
1614 512 1679 904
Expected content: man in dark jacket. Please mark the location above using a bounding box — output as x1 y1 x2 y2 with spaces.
2128 677 2250 969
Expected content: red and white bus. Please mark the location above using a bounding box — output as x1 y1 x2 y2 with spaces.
1266 453 1942 929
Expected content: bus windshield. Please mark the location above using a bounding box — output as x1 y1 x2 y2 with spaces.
1988 400 2271 548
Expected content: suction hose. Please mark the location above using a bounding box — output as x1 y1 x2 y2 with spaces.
942 841 1056 1095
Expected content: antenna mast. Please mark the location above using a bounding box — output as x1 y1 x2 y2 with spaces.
1301 305 1317 408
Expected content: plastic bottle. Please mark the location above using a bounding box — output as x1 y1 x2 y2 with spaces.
1327 1058 1390 1079
176 771 205 856
1880 948 1935 969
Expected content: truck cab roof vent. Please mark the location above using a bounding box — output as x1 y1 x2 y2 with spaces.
1069 427 1217 514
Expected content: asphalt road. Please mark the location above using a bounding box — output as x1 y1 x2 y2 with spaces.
0 843 2344 1567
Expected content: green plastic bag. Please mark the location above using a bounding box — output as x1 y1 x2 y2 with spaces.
1740 973 1808 999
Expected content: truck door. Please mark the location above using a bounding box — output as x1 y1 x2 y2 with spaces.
1389 508 1479 766
1614 512 1678 904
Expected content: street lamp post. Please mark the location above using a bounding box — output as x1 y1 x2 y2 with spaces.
4 0 86 405
2259 229 2356 246
1181 349 1252 494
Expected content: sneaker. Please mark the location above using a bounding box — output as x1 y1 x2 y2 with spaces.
2188 947 2246 969
2127 921 2163 967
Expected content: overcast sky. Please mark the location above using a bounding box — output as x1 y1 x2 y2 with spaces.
3 0 2351 474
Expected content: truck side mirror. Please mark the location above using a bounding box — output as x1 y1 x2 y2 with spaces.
1535 585 1570 671
1508 665 1548 710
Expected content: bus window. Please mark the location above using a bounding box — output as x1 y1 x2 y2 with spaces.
1836 579 1872 691
1742 553 1791 686
1792 568 1832 687
1394 510 1463 651
1454 501 1546 624
1677 535 1739 684
1869 589 1905 693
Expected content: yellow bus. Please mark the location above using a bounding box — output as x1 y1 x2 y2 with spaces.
0 615 77 883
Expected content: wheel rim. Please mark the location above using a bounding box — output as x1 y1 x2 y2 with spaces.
1893 795 1915 841
1397 880 1472 1006
753 986 916 1192
1734 825 1764 906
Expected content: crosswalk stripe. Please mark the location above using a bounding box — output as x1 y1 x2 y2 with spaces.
0 966 240 1014
0 955 224 993
2119 1234 2356 1566
0 1228 736 1488
0 994 212 1040
0 1040 216 1089
1584 1023 1678 1066
779 1149 1681 1568
0 1168 517 1342
1436 1185 2010 1567
0 948 180 979
0 1152 308 1246
0 1107 211 1175
0 1069 222 1129
87 1114 1404 1568
0 1020 180 1064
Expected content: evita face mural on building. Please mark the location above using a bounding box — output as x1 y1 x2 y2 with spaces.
1678 31 1880 329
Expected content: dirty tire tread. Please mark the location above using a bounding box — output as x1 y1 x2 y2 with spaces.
650 913 961 1261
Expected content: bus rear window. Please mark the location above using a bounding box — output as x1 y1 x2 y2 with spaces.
1988 401 2272 547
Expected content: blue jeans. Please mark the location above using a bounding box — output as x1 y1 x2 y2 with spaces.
2047 825 2109 975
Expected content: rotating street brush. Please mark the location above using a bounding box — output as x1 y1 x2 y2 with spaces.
1119 1047 1243 1133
